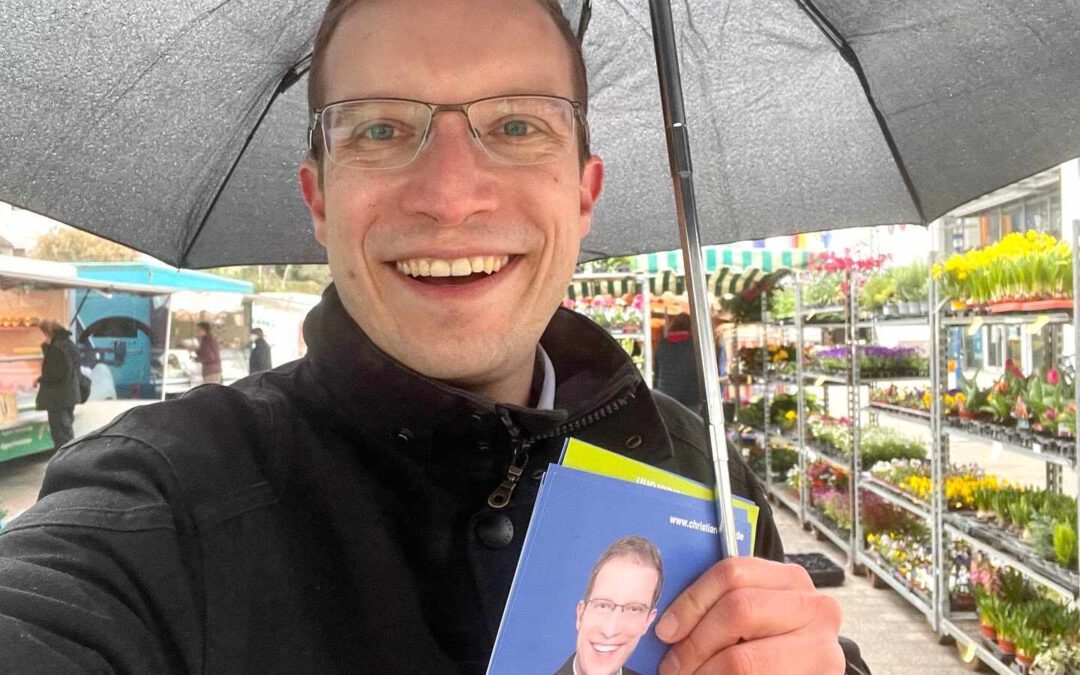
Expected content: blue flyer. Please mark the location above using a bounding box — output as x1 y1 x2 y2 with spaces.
488 464 729 675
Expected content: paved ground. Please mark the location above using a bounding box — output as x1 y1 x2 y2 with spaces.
774 504 976 674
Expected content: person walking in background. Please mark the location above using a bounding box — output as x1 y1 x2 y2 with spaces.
34 320 80 450
192 321 222 384
653 313 703 411
248 328 272 374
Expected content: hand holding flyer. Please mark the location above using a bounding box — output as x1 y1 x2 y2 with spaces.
488 440 758 675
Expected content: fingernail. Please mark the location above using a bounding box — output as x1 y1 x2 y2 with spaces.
655 613 678 641
659 651 680 675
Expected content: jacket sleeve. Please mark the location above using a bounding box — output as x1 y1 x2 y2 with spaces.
0 430 204 672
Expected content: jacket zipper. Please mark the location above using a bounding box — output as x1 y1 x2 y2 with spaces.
485 389 636 509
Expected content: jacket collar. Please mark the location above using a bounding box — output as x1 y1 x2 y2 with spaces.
302 284 673 464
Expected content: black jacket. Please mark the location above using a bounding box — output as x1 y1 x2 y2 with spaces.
249 337 272 374
653 332 702 410
34 329 80 411
0 286 866 674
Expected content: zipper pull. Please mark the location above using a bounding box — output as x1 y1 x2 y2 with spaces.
488 406 530 509
487 442 530 509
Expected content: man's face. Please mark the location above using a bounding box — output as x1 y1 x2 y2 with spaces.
574 556 660 675
299 0 604 401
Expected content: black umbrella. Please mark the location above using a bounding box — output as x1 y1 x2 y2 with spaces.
3 1 1079 268
5 0 1080 554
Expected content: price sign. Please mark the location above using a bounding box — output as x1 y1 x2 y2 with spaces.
1032 442 1042 454
1027 314 1051 335
990 441 1003 462
966 317 983 337
814 376 826 387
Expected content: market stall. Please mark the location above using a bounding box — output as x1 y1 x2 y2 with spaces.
0 255 174 462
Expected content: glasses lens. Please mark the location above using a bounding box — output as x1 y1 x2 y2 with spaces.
322 100 431 169
469 96 577 165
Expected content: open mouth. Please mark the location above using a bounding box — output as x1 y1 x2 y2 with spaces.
393 255 514 285
591 642 624 655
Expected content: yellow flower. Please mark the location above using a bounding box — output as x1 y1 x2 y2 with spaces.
785 410 797 421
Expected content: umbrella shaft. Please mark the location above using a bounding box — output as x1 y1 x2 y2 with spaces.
648 0 740 560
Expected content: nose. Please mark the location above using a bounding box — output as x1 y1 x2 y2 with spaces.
399 111 498 227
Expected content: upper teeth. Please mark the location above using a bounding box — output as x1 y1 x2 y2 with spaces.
396 255 510 278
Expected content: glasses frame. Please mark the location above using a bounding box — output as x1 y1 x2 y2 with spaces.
583 598 654 618
308 94 589 169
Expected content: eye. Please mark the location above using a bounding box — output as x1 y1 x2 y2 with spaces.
503 119 531 137
362 123 396 141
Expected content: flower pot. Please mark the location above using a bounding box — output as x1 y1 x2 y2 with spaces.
989 301 1024 314
1015 652 1035 668
978 623 997 640
1020 297 1073 312
996 637 1015 656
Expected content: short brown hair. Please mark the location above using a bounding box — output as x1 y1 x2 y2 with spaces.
306 0 590 161
583 536 664 608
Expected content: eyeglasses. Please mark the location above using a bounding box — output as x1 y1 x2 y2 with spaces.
584 598 653 619
308 95 588 170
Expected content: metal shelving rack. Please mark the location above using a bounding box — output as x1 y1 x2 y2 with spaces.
933 222 1080 671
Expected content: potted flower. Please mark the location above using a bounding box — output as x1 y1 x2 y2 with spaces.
974 590 1001 641
995 607 1019 658
1014 621 1044 668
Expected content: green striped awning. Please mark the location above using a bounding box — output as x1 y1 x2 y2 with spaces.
639 247 820 274
566 267 788 300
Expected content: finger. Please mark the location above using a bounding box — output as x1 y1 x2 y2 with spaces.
689 627 847 675
659 589 840 675
656 557 815 643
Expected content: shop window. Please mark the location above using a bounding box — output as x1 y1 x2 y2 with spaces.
1024 196 1050 232
986 326 1003 368
1002 202 1024 236
1004 325 1023 369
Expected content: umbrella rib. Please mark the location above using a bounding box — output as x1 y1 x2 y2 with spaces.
792 0 927 226
178 56 312 267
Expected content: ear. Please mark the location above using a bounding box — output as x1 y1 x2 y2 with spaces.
577 154 605 239
575 600 586 632
299 159 328 246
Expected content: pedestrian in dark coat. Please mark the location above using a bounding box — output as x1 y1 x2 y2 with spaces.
249 328 272 374
653 313 703 411
34 320 80 450
193 321 222 384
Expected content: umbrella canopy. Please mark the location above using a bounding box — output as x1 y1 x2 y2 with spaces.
3 1 1079 268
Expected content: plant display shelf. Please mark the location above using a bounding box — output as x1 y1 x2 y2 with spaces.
939 617 1018 675
802 444 850 474
857 549 934 621
941 310 1072 327
942 425 1077 469
800 371 848 385
804 505 852 553
860 475 932 520
866 402 931 424
858 315 931 328
944 514 1079 600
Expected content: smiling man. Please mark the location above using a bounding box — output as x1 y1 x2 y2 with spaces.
555 537 664 675
0 1 867 673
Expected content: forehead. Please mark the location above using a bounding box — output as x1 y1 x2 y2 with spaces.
322 0 576 103
591 557 659 599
